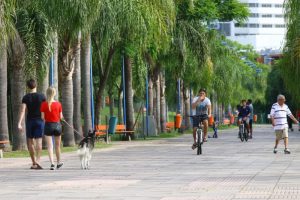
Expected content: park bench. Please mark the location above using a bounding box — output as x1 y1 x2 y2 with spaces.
223 118 231 126
166 122 175 132
95 124 134 141
0 140 10 158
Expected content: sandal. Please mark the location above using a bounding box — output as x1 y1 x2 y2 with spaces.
35 163 43 170
30 165 38 169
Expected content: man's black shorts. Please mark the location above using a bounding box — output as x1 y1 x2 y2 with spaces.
26 118 44 139
192 114 208 128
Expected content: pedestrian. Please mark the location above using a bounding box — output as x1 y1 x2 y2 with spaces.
40 87 64 170
18 79 45 169
270 94 299 154
247 99 254 139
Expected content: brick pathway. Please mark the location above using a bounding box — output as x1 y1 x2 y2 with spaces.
1 125 300 200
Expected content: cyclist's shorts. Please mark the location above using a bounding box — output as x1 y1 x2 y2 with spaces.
192 114 208 128
275 128 288 140
249 119 253 128
238 117 250 124
26 118 44 139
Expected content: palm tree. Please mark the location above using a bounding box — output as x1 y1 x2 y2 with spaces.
8 6 50 150
282 0 300 103
0 0 15 149
37 0 101 146
9 32 26 150
91 0 175 131
160 70 167 132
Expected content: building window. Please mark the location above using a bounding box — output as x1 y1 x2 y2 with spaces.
275 14 284 18
261 4 272 7
235 23 248 28
250 13 259 18
275 4 283 8
262 24 273 28
261 14 272 18
275 24 286 28
249 23 259 28
248 3 259 7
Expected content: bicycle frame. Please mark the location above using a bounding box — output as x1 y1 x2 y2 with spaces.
191 115 207 155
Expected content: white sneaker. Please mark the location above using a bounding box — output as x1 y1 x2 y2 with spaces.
284 149 291 154
273 148 277 154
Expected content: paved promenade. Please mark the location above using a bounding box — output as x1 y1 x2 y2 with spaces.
1 125 300 200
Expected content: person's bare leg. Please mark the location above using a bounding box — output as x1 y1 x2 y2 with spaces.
54 136 61 163
35 138 43 164
275 138 279 148
284 137 288 149
45 136 54 164
193 127 197 143
27 139 36 165
203 120 208 139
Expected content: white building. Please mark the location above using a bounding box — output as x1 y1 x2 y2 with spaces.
218 0 286 51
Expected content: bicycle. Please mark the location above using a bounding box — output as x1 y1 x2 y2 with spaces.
239 119 249 142
191 115 207 155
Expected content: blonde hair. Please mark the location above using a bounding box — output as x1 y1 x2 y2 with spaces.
46 87 56 111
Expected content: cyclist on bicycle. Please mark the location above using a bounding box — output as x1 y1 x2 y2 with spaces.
238 99 251 134
191 88 212 149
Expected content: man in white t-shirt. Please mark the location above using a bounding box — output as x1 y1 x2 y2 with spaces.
191 88 212 149
270 94 299 154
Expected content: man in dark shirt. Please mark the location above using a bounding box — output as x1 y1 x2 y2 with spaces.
18 79 45 169
238 99 251 134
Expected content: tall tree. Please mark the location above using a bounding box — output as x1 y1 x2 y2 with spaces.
38 0 101 146
9 32 26 150
73 34 82 142
281 0 300 103
0 0 15 149
8 6 50 150
81 34 92 134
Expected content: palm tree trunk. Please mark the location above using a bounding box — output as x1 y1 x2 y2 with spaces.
148 76 154 116
108 90 114 117
59 38 76 147
0 45 10 149
184 87 191 129
160 70 166 132
37 61 49 150
124 55 134 133
73 35 82 141
154 67 161 134
53 32 59 100
9 33 27 150
81 34 92 135
153 86 157 126
11 67 27 150
118 85 123 124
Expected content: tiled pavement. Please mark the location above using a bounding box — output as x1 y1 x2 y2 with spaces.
1 125 300 200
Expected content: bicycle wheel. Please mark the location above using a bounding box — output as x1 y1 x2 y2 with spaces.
197 129 202 155
239 125 244 142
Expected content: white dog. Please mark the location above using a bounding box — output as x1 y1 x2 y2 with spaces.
77 131 95 169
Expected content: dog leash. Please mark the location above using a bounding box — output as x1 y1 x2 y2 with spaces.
61 119 84 139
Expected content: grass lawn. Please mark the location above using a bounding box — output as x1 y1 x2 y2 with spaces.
3 143 111 158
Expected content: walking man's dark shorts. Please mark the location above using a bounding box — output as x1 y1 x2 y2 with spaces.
26 119 44 139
